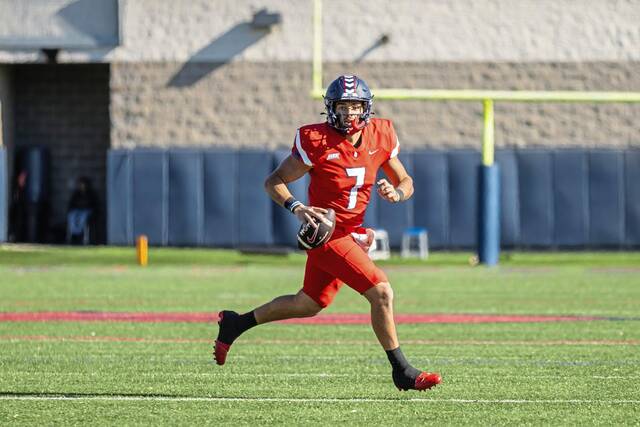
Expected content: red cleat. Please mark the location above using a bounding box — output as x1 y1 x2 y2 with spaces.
413 372 442 391
393 368 442 391
213 312 232 365
214 339 231 365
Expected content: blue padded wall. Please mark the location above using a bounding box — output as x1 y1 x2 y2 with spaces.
203 151 237 247
412 151 449 248
237 150 274 246
495 150 519 247
0 149 6 242
107 151 132 245
518 151 554 246
448 151 480 247
362 185 380 230
168 151 203 246
589 151 625 246
553 151 589 246
625 151 640 246
271 150 309 246
132 150 167 245
377 152 414 248
106 148 640 249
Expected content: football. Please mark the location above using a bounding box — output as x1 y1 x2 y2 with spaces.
297 208 336 250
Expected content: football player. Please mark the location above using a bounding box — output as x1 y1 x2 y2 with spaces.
215 75 441 391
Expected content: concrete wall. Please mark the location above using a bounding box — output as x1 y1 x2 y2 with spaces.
1 0 639 152
1 0 637 243
2 0 639 62
0 66 12 241
0 65 14 155
114 0 640 150
0 0 119 50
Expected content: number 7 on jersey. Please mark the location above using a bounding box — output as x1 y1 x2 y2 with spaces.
345 167 365 209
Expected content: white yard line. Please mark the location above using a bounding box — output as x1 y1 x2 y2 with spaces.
5 371 640 380
1 395 639 404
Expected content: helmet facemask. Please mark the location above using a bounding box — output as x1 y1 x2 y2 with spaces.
325 99 372 135
324 75 373 135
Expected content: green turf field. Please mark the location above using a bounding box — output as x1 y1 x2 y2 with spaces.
0 245 639 425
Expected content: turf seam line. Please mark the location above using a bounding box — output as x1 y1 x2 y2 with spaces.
1 395 639 404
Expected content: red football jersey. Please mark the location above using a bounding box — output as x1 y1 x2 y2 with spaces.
292 118 400 233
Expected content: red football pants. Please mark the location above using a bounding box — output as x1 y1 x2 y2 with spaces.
302 234 388 308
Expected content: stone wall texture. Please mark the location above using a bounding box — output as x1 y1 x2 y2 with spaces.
110 61 640 150
1 0 638 151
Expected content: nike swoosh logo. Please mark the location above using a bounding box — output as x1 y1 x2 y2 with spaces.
368 149 379 155
306 225 319 243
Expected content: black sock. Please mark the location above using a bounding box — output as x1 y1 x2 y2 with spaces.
386 347 421 389
237 311 258 332
386 346 411 371
217 310 257 344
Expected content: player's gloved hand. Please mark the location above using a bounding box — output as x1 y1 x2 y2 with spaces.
294 205 331 228
377 179 401 203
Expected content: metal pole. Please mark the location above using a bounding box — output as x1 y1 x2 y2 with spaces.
479 99 500 265
482 99 494 166
313 88 640 102
312 0 323 97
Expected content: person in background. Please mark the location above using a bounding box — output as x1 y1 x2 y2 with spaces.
67 176 99 244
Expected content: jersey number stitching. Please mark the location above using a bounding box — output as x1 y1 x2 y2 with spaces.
345 167 365 210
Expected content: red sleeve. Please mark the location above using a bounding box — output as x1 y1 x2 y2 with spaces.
389 133 400 160
381 119 400 160
291 128 314 166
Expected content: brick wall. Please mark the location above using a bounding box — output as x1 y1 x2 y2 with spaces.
14 64 110 241
110 61 640 151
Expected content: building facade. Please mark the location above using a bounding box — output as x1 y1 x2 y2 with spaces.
0 0 639 242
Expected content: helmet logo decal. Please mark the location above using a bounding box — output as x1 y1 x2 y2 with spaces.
341 75 358 98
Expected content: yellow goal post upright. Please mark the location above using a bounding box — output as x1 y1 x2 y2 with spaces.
310 0 640 265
